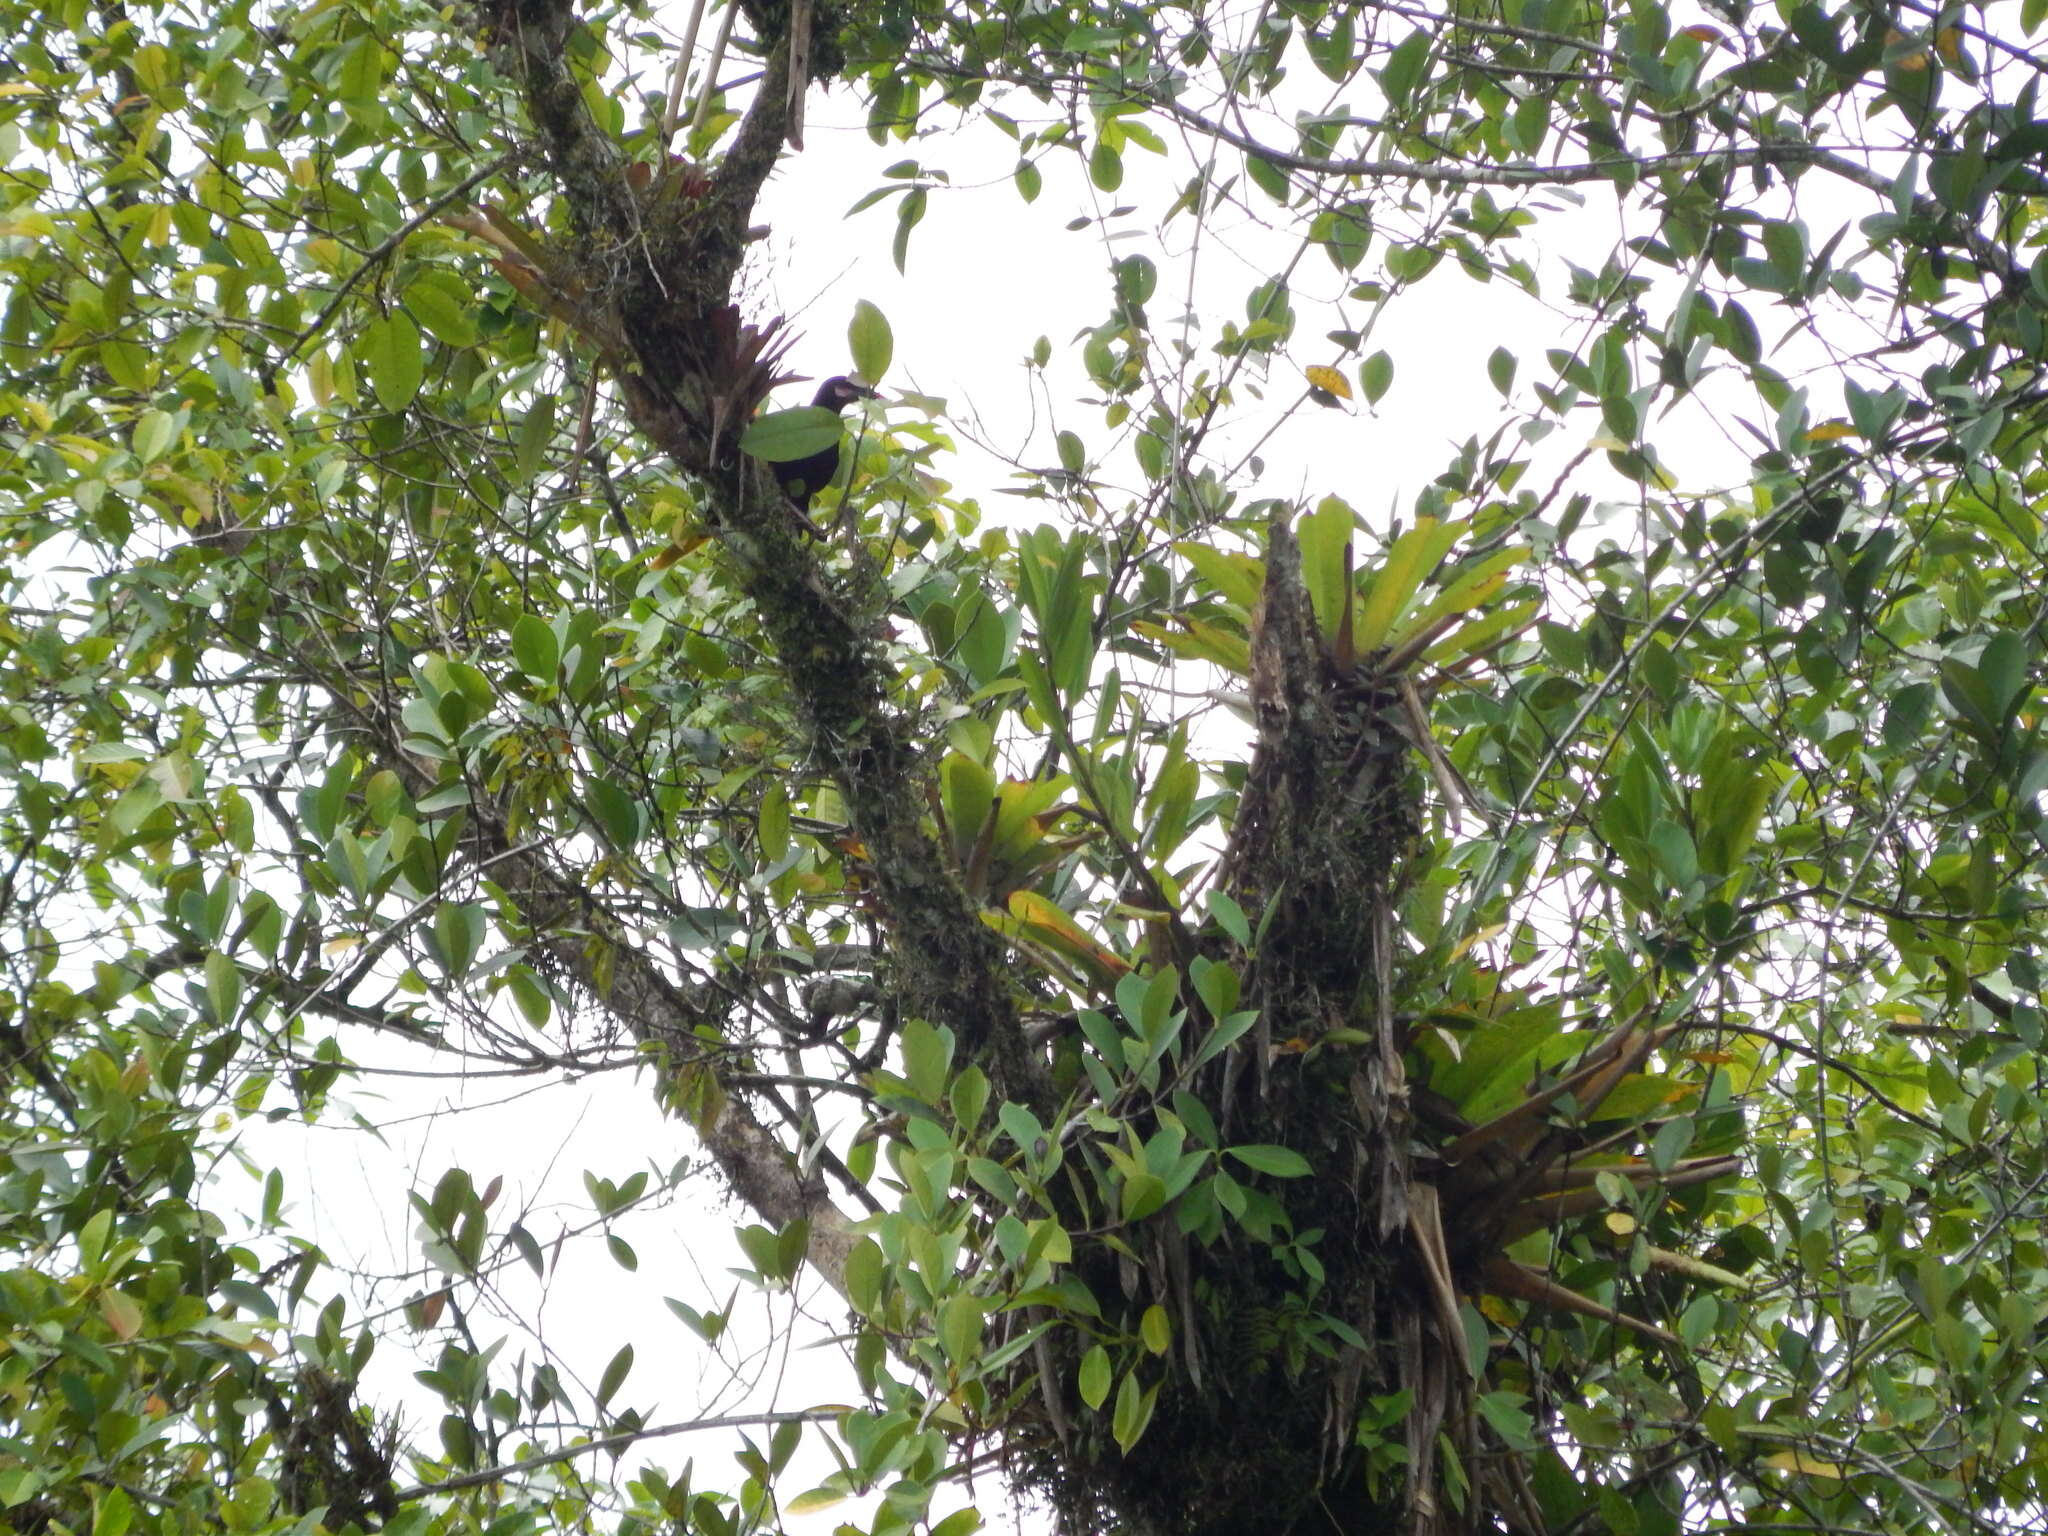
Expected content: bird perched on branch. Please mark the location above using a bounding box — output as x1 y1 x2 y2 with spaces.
771 376 877 513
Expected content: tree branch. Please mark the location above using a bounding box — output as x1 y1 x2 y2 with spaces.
477 0 1049 1119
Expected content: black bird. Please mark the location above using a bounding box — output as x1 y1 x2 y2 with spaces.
770 376 878 513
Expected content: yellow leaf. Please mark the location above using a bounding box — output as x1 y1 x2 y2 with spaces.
308 349 334 408
1381 542 1531 661
1886 29 1931 70
1763 1451 1846 1479
1132 617 1252 677
649 535 706 569
1304 365 1352 400
1007 890 1131 981
1173 541 1265 609
783 1488 848 1517
1447 923 1508 962
100 1289 144 1340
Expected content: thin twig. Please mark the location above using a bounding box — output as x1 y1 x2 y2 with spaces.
260 153 515 390
661 0 712 144
690 3 737 137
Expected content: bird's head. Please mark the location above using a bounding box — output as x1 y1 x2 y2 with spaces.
812 376 880 413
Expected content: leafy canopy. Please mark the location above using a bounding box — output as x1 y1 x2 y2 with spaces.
3 0 2048 1533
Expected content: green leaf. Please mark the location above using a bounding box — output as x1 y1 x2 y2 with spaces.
335 35 390 106
1189 1009 1259 1073
1360 349 1394 405
1382 545 1529 659
132 408 176 464
1117 254 1158 305
405 268 478 348
1649 820 1698 892
516 395 555 482
1976 630 2031 717
1306 13 1357 82
363 310 424 413
203 951 241 1025
94 1486 135 1536
893 186 927 273
1122 1170 1167 1221
1487 346 1517 395
585 777 642 848
99 338 153 391
741 406 843 461
1475 1389 1535 1451
1226 1144 1311 1178
1313 201 1373 270
1355 516 1460 652
1090 139 1124 191
434 901 485 977
1940 656 2002 745
1112 1368 1158 1453
1379 30 1432 107
1176 542 1265 610
939 751 997 866
1298 494 1355 642
1650 1116 1695 1173
1140 1304 1171 1354
595 1343 634 1407
737 1222 784 1280
1015 159 1042 202
758 780 790 862
1078 1345 1111 1409
1247 154 1290 202
667 906 747 950
849 299 893 383
901 1018 954 1105
1207 891 1252 947
940 1292 984 1365
845 1237 883 1314
1694 745 1772 877
950 1064 990 1133
506 967 551 1028
511 616 559 682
